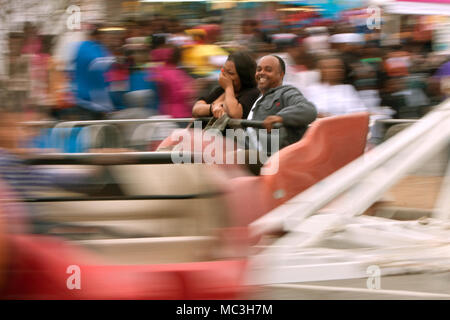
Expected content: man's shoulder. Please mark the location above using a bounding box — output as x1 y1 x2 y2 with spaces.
77 40 96 51
75 41 99 59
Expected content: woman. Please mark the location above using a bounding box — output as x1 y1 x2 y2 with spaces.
303 53 367 117
152 45 195 118
192 51 259 119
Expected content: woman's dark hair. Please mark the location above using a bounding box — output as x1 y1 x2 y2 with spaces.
227 50 257 90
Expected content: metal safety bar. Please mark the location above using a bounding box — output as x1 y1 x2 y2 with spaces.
23 191 223 203
25 117 284 129
26 151 199 165
24 117 285 155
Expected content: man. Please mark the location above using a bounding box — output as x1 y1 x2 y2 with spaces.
247 55 317 151
70 25 115 120
303 55 367 117
431 60 450 99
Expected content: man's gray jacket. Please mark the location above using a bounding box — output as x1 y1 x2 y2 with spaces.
250 84 317 151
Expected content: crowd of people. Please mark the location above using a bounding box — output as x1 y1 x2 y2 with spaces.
2 16 450 146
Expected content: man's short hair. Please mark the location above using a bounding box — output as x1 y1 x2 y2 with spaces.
271 55 286 75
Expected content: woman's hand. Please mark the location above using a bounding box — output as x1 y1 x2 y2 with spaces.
211 103 226 118
219 70 234 90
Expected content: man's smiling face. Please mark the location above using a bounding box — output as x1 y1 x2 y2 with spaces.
256 55 284 94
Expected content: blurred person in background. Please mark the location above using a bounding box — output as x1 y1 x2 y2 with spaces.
192 51 260 120
329 26 366 85
380 76 407 118
383 44 411 78
380 75 430 119
109 35 160 119
150 33 172 63
97 26 129 111
6 32 30 111
194 23 222 45
21 22 42 55
403 39 433 105
0 106 110 234
380 39 432 119
125 19 150 40
47 52 77 119
352 60 395 147
182 26 229 78
429 58 450 102
103 27 129 111
353 63 382 110
166 18 193 47
303 53 367 117
235 20 257 46
106 60 129 111
302 26 330 54
29 35 54 113
151 15 169 35
272 35 320 93
234 20 266 53
352 43 384 110
152 46 194 119
50 23 86 118
408 42 431 74
359 43 384 82
70 25 116 120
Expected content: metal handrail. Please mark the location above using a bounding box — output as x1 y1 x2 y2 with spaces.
25 117 283 129
23 191 223 203
24 117 284 156
376 119 419 124
26 151 200 165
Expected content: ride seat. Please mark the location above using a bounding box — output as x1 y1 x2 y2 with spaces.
262 112 369 212
226 113 370 227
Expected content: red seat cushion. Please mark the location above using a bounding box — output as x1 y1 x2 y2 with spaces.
1 234 247 300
